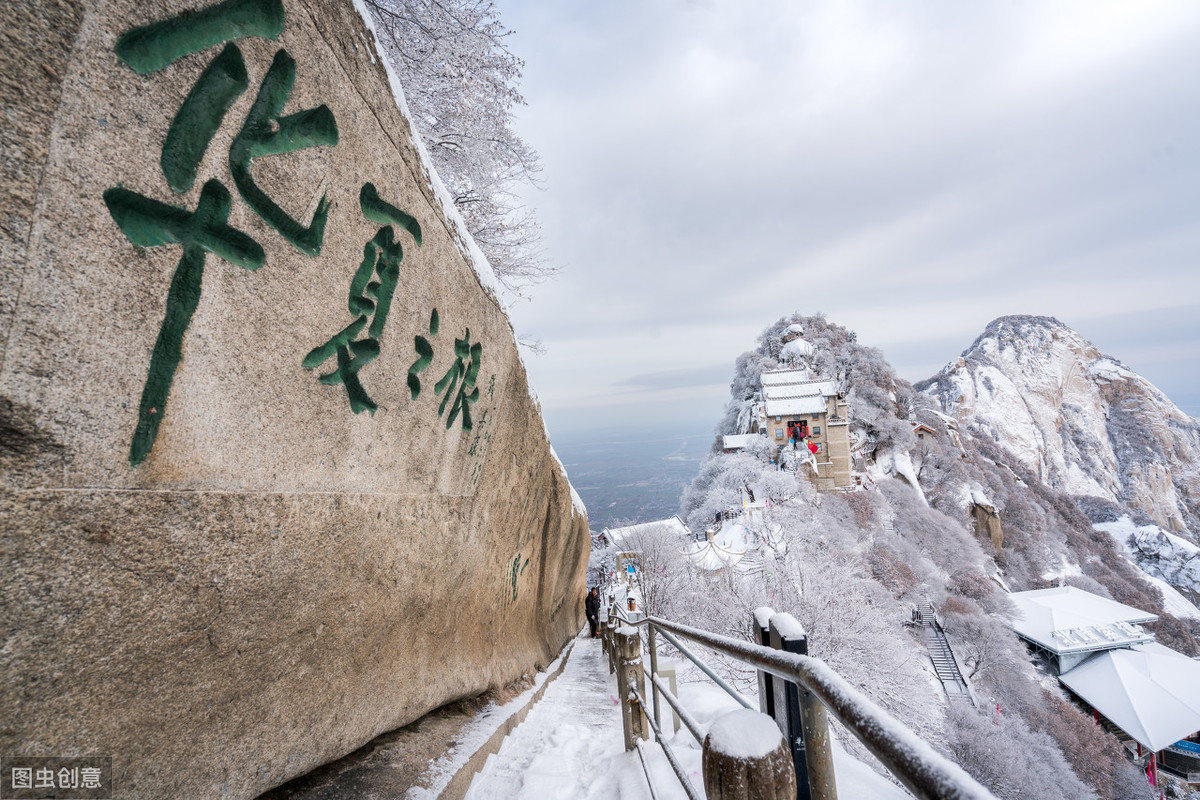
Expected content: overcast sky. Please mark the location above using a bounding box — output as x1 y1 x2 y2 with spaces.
494 0 1200 441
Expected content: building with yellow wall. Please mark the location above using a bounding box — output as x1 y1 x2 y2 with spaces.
757 368 853 490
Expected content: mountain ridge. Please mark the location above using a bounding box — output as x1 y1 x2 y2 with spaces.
917 314 1200 540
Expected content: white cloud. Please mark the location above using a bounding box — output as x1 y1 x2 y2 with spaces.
501 0 1200 426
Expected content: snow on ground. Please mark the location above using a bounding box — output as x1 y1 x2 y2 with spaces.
462 633 911 799
1094 517 1200 621
871 448 928 506
405 642 577 799
1039 555 1083 583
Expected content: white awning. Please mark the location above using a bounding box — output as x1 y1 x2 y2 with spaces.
1008 586 1157 655
1059 643 1200 751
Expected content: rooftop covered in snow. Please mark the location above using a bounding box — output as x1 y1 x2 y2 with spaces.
722 433 763 451
764 395 828 417
1007 587 1157 672
603 516 692 549
760 371 838 418
684 519 750 571
760 369 832 388
1059 642 1200 752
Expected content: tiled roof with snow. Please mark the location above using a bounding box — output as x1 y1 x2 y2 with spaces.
1008 586 1157 655
1059 642 1200 751
762 379 836 398
760 371 837 417
684 520 751 571
765 395 828 417
761 368 818 386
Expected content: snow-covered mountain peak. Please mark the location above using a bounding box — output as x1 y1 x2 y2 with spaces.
918 316 1200 540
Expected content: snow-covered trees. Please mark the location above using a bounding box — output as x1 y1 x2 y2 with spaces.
946 704 1096 800
680 451 801 532
365 0 551 291
621 522 690 619
667 311 1200 797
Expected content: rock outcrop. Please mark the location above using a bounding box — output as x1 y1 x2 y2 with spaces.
918 316 1200 538
0 0 588 797
970 501 1004 551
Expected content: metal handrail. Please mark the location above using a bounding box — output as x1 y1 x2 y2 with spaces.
633 687 704 800
653 625 754 710
644 668 704 744
611 607 996 800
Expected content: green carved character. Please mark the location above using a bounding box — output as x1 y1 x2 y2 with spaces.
433 328 482 431
229 49 338 256
304 186 422 414
115 0 284 75
406 308 438 399
104 180 264 466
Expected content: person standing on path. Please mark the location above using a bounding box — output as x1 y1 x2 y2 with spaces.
585 587 600 637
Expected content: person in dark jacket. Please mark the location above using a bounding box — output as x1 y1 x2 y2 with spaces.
585 587 600 637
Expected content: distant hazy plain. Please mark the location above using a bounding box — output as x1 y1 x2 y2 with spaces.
549 424 714 531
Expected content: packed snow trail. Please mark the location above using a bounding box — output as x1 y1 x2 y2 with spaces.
462 631 637 799
462 630 911 799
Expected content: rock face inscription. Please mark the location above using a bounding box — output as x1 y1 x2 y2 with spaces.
0 0 588 797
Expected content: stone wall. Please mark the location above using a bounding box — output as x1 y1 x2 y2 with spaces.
0 0 588 796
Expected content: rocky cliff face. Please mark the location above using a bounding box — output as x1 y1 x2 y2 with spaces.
918 315 1200 539
0 1 588 797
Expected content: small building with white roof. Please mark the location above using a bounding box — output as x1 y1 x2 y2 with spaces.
602 515 693 549
757 368 852 490
722 433 763 453
1007 586 1200 783
1008 586 1157 674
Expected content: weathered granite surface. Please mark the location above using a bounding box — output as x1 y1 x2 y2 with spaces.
0 0 588 796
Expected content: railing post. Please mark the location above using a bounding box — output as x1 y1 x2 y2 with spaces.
702 708 797 800
769 613 836 800
799 691 836 800
649 623 663 732
753 606 776 719
658 664 681 733
600 605 610 658
607 616 617 674
616 625 648 750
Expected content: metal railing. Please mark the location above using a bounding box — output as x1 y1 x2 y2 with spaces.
601 603 997 800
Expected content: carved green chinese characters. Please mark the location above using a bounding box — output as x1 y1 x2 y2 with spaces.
105 180 260 466
433 329 482 431
105 0 338 466
161 43 248 193
229 49 338 255
115 0 284 75
304 185 421 414
407 309 438 399
107 0 494 470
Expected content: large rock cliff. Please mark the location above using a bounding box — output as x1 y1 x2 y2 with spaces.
918 315 1200 538
0 0 588 797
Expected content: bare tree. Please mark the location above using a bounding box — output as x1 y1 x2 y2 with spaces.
623 522 690 619
365 0 554 292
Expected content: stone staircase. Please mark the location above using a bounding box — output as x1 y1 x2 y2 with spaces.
916 599 973 704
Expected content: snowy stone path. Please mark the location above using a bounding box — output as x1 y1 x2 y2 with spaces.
462 632 641 799
461 630 912 799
